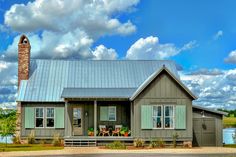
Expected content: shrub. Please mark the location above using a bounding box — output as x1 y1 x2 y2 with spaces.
105 141 126 149
40 139 46 145
27 130 36 144
149 138 165 148
133 138 144 147
52 133 61 146
172 132 179 148
149 138 158 148
12 134 21 144
158 138 165 148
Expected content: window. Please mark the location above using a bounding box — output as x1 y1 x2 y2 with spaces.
108 106 116 121
164 105 174 129
152 105 162 128
35 108 44 128
46 108 54 128
100 106 116 121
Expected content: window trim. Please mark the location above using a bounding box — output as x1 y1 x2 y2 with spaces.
45 107 55 128
152 105 163 129
35 107 44 128
164 105 175 129
108 106 116 121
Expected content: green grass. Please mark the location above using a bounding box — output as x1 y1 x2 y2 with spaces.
224 144 236 148
223 117 236 128
0 143 63 152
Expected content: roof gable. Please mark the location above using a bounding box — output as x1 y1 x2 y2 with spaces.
130 65 197 100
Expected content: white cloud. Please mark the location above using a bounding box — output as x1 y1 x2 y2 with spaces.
180 68 236 110
92 45 118 60
224 50 236 64
213 30 223 40
3 0 138 61
126 36 197 60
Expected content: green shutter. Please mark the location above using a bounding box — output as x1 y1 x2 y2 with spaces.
25 107 35 128
141 105 153 129
100 106 108 121
55 107 64 128
175 105 186 129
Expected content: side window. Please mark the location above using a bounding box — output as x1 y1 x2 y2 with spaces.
46 108 55 128
35 108 44 128
164 105 174 129
152 106 162 128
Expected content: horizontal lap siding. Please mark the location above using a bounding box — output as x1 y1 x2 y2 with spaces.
21 103 65 138
133 71 193 140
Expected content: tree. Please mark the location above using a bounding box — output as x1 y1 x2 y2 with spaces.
0 111 16 147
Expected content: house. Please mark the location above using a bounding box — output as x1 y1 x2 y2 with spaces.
16 35 226 147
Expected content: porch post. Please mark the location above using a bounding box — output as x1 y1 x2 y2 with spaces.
130 101 133 136
65 100 72 137
94 100 97 137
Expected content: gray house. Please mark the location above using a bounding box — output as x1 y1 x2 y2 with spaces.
16 35 226 147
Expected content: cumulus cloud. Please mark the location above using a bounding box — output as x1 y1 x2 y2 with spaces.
92 45 118 60
180 68 236 110
224 50 236 64
213 30 223 40
126 36 197 60
3 0 138 61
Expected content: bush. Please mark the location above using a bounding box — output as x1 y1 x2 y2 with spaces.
40 139 46 145
133 138 144 147
158 138 165 148
52 133 62 146
149 138 165 148
27 130 36 144
12 134 21 144
105 141 126 149
172 133 179 148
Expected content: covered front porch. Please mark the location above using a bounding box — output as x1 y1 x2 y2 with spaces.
64 99 133 139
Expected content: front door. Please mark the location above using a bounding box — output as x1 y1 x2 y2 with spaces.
73 107 83 136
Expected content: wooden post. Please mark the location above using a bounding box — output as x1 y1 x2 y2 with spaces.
130 101 133 137
65 100 72 137
94 100 97 137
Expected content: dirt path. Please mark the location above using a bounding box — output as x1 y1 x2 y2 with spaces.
1 147 236 157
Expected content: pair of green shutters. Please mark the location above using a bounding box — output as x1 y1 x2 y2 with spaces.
25 107 65 128
141 105 186 129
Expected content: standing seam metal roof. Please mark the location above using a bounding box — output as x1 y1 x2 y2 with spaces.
17 60 179 102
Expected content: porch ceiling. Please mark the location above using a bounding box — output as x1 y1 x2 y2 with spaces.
61 87 137 99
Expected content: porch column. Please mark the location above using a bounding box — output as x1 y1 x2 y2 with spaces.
65 101 72 137
94 100 97 137
130 101 133 136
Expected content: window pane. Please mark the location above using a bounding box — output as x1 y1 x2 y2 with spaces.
109 114 115 121
108 107 116 121
36 118 43 127
165 106 170 116
157 106 162 116
36 108 43 117
153 106 161 116
153 117 162 128
47 108 54 118
165 117 170 128
47 118 54 127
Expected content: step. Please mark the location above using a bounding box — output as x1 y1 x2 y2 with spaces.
64 139 97 147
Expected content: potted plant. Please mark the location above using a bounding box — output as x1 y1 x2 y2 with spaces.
120 127 129 137
88 127 94 136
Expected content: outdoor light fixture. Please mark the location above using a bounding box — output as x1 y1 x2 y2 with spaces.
201 111 205 117
85 111 88 116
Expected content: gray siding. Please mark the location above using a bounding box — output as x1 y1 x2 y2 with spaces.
132 71 193 141
21 103 65 138
193 108 223 146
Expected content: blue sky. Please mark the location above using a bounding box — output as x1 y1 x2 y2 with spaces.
0 0 235 109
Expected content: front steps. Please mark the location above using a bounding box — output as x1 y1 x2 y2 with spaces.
65 138 97 147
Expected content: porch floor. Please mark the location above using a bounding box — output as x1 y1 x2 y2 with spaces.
64 136 134 141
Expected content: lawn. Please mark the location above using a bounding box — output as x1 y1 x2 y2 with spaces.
0 143 64 152
224 144 236 148
223 117 236 128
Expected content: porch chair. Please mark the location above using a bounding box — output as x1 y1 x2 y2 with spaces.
112 125 122 136
98 125 110 136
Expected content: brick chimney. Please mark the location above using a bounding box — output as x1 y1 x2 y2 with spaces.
18 35 31 88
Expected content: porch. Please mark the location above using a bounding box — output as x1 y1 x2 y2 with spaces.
64 100 133 140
